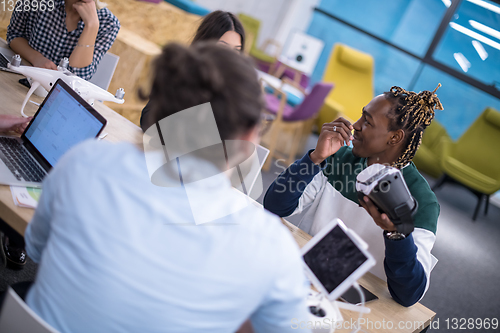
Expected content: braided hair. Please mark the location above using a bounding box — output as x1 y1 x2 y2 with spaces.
384 84 444 169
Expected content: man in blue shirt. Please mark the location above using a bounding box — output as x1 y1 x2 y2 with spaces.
23 43 311 332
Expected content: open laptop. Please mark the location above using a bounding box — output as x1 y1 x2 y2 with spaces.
0 79 107 188
0 46 18 74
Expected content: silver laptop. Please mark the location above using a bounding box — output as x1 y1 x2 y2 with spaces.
0 79 107 188
0 46 18 74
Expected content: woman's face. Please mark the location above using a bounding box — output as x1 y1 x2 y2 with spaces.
218 31 242 52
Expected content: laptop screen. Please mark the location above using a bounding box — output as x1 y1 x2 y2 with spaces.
24 82 105 166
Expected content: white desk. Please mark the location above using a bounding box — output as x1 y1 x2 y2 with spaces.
257 70 306 101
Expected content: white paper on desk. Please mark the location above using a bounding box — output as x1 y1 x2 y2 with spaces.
10 186 42 209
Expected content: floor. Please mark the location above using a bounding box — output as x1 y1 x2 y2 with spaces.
1 135 499 333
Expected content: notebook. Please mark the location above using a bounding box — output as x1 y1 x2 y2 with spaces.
0 79 107 188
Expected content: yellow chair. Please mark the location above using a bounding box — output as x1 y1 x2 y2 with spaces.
433 107 500 220
412 120 450 178
316 43 374 129
238 13 280 67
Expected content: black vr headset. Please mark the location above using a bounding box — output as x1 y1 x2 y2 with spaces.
356 164 418 235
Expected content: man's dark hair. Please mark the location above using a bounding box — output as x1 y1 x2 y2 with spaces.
384 85 444 169
148 42 263 140
192 11 245 52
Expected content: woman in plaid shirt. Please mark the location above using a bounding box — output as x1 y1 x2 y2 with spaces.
7 0 120 80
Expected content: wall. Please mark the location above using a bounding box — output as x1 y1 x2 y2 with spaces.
273 0 320 46
306 0 500 141
196 0 290 47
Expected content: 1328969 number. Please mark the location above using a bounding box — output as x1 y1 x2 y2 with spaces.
3 0 55 12
446 318 498 330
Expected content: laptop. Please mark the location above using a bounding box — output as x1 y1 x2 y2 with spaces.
0 79 107 188
0 46 18 74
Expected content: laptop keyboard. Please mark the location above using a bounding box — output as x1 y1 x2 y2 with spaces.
0 137 45 182
0 53 9 68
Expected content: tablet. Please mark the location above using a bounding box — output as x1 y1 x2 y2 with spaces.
340 285 378 305
301 218 376 301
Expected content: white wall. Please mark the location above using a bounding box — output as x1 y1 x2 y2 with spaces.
274 0 320 46
197 0 288 47
196 0 319 50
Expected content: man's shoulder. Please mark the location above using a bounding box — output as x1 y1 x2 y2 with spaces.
403 163 439 234
242 206 301 250
58 140 136 170
403 163 438 205
243 205 287 233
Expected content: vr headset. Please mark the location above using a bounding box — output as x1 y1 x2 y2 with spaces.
356 164 418 235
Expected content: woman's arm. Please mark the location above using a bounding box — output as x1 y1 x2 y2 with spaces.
68 0 100 68
9 37 57 69
68 6 120 79
7 2 57 69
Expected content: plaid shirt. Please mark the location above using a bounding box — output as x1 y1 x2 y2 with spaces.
7 0 120 80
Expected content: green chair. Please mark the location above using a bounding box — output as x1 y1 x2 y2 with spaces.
238 13 280 67
413 120 450 178
433 107 500 220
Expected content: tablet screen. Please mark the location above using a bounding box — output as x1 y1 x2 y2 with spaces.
303 225 368 293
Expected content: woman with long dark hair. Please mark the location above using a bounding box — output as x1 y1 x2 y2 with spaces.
140 10 246 131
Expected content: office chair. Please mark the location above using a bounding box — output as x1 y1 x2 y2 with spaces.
412 120 451 178
90 52 120 91
433 107 500 220
238 13 280 71
316 43 374 129
0 287 60 333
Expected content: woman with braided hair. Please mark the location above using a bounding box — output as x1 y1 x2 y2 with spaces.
264 85 443 307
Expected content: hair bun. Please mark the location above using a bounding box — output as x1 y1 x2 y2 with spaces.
147 42 263 141
197 55 224 96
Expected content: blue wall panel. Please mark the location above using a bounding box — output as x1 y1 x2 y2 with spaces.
306 0 500 140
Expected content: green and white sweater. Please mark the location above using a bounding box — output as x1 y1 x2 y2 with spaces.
264 147 439 307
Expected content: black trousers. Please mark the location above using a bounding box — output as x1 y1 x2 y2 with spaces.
0 218 30 311
0 217 25 248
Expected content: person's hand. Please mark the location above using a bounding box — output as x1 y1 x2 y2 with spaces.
32 55 57 70
309 117 354 164
73 0 99 28
0 115 32 134
359 196 397 231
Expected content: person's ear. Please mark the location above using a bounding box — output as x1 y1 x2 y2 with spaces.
388 129 405 146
